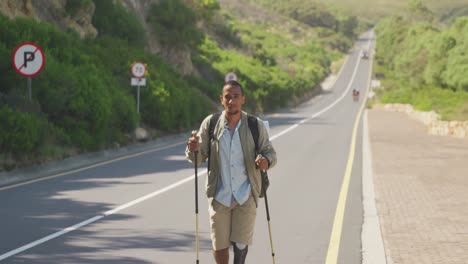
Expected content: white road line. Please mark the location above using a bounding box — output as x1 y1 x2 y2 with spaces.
0 215 103 260
0 173 206 261
0 54 361 261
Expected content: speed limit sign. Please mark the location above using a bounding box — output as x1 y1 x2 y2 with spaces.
131 62 146 78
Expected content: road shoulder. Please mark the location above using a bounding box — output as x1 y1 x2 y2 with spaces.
367 108 468 264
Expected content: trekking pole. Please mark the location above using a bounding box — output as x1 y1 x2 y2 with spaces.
261 170 276 264
192 130 200 264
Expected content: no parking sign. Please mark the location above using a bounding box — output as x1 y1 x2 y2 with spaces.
12 42 45 77
11 42 45 100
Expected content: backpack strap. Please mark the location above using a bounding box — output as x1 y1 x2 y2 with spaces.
248 115 270 198
208 112 222 174
208 112 222 141
247 114 259 154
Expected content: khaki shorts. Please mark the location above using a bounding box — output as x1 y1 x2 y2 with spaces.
208 196 257 250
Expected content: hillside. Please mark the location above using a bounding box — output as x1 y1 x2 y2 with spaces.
372 2 468 121
0 0 355 171
324 0 467 22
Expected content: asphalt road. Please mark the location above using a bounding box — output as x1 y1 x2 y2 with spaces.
0 34 374 264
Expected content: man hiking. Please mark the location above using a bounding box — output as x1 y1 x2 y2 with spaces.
186 80 277 264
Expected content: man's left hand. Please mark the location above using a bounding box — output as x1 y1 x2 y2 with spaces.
255 155 269 171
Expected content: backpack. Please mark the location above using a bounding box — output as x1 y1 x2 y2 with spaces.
207 112 269 197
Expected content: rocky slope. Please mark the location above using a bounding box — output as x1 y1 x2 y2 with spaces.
0 0 97 37
0 0 196 75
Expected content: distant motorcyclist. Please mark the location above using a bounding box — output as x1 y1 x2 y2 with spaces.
352 89 360 101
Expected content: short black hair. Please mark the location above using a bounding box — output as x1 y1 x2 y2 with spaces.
224 80 244 95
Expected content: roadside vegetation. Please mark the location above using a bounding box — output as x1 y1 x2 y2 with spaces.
194 20 332 112
0 13 213 167
323 0 467 22
246 0 362 51
0 0 354 171
373 0 468 120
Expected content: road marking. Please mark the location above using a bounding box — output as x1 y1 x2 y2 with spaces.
0 141 186 191
325 50 370 264
0 53 362 260
0 215 103 261
0 172 205 261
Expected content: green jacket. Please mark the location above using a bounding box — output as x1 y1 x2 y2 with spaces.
186 111 277 204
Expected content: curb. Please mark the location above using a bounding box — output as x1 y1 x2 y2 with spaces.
361 110 389 264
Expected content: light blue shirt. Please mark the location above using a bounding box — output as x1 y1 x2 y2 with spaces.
215 119 251 207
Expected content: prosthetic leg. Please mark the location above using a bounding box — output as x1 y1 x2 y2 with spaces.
233 243 248 264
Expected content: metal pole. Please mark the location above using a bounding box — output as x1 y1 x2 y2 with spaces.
262 171 276 264
27 77 32 101
195 152 200 264
137 84 140 114
193 130 200 264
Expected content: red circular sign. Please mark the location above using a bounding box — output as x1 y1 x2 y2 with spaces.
131 62 146 78
12 42 45 77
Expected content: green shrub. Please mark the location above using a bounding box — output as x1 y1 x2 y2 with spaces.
0 106 44 155
148 0 203 49
93 1 146 47
192 0 220 21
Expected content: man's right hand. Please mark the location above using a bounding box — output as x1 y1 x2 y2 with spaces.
187 130 200 153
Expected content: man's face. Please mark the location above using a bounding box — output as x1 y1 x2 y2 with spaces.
220 84 245 116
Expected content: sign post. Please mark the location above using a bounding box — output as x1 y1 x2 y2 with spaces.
131 62 147 114
12 42 46 101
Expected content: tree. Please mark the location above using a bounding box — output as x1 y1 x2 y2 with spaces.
408 0 434 22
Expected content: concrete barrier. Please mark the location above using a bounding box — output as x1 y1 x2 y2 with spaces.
376 104 468 138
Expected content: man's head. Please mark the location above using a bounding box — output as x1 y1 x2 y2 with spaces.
220 80 245 116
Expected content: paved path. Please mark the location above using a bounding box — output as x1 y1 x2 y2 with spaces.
368 108 468 264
